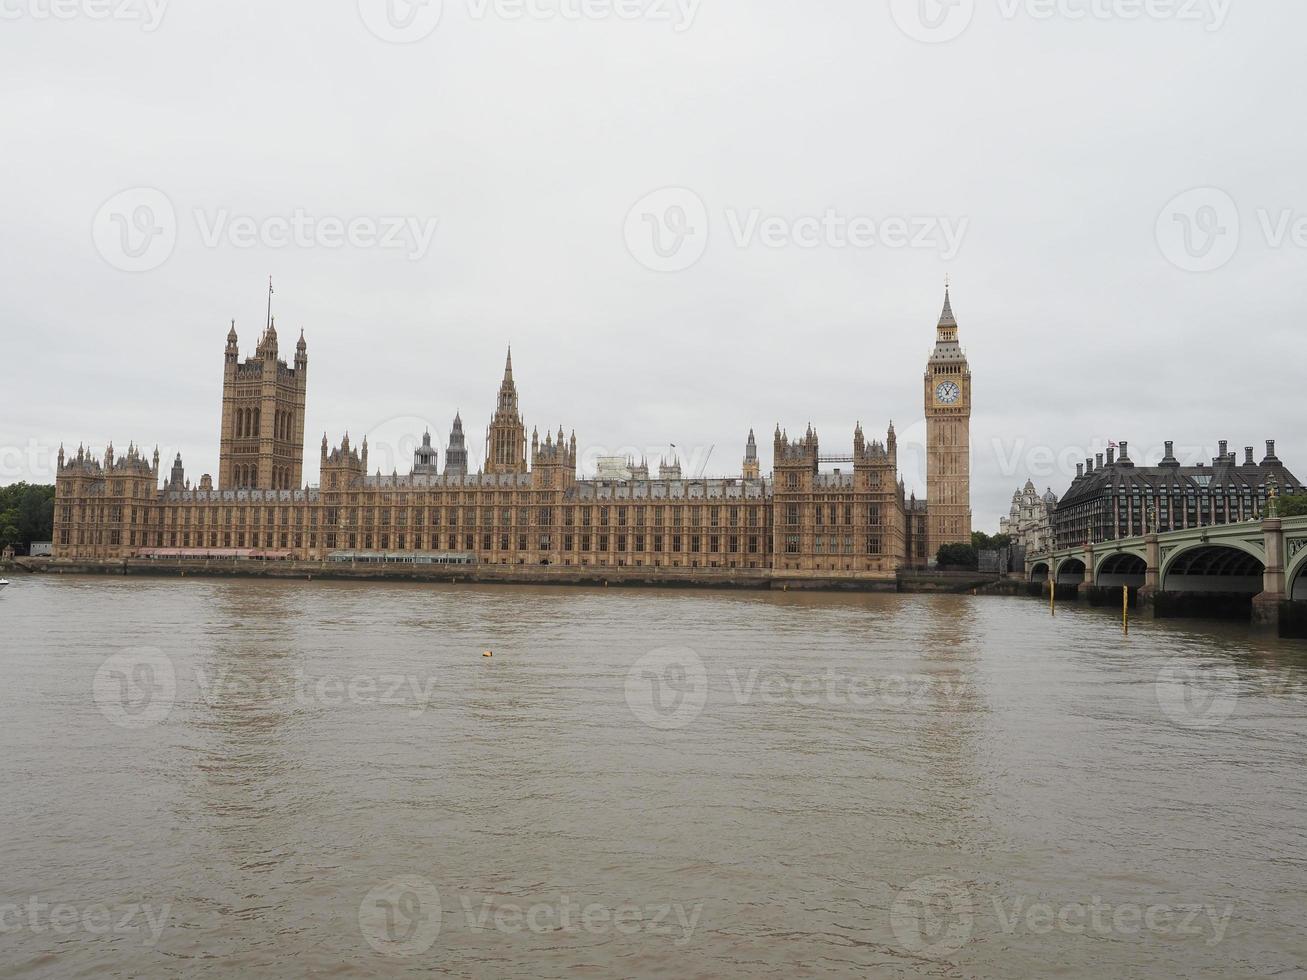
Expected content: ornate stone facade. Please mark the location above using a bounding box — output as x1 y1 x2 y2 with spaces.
54 291 973 576
999 480 1057 556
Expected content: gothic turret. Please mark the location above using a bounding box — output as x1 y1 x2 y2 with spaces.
743 429 760 479
413 429 439 476
445 413 469 478
168 452 185 490
658 455 682 480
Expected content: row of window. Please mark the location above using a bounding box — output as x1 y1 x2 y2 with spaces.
64 529 774 556
784 504 885 526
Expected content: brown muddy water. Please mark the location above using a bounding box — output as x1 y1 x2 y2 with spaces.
1 575 1304 978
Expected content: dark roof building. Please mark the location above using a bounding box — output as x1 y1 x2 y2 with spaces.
1052 440 1300 548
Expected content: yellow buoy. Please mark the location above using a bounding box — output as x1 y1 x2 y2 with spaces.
483 651 493 658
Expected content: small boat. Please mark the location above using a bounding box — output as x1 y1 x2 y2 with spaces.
0 579 8 592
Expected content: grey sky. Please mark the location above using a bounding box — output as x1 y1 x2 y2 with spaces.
2 0 1303 527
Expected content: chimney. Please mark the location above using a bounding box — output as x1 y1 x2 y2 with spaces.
1165 440 1174 457
1263 440 1280 465
1219 439 1228 458
1086 457 1094 474
1119 441 1130 462
1076 463 1084 478
1096 453 1104 470
1107 448 1116 465
1245 447 1255 465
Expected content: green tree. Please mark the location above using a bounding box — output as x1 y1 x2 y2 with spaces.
971 531 1012 552
937 543 979 570
1279 494 1307 518
0 483 55 551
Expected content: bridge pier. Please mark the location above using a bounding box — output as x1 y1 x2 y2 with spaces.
1136 533 1162 618
1252 517 1287 634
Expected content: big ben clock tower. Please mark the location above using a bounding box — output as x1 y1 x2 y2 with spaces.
924 285 972 558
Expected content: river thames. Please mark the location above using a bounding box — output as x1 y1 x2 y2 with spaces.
1 575 1304 978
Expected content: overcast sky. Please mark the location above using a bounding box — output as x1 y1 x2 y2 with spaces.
2 0 1303 526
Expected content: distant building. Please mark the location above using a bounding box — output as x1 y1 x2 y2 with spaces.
29 542 53 557
53 287 974 578
1053 440 1301 548
1000 480 1057 555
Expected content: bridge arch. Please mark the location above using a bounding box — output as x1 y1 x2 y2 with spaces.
1054 557 1086 586
1287 544 1307 601
1096 551 1147 588
1160 541 1265 593
1029 561 1050 584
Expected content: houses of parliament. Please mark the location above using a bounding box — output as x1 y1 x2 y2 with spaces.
52 290 973 577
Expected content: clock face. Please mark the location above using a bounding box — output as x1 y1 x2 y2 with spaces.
936 381 961 405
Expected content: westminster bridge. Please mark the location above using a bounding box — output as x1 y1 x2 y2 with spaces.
1027 515 1307 635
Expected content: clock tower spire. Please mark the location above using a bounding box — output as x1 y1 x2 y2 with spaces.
924 283 972 561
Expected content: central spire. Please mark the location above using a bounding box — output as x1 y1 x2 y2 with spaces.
487 347 527 475
497 346 518 413
938 283 956 329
